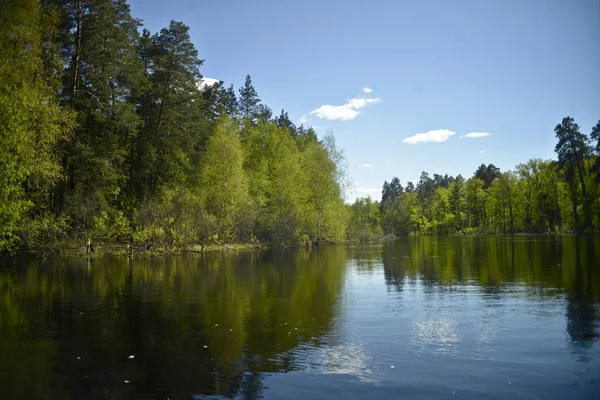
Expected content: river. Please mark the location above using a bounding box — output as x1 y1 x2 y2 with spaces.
1 236 599 399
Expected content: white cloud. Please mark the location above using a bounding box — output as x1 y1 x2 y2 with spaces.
362 87 373 93
359 163 373 168
197 77 219 90
402 129 456 144
346 187 382 203
311 104 360 121
480 148 488 154
462 132 492 139
298 115 309 125
310 96 381 121
354 187 380 194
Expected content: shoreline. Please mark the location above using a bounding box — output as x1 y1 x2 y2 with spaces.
12 232 596 259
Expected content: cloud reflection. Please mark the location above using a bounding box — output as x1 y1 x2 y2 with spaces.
314 343 379 384
410 317 461 356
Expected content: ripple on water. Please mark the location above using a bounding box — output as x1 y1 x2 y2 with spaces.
410 316 462 356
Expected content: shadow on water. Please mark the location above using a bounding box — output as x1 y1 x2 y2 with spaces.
0 247 347 400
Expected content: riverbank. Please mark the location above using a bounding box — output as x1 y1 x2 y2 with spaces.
28 242 269 258
16 232 589 258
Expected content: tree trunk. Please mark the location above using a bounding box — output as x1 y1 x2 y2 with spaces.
72 0 83 102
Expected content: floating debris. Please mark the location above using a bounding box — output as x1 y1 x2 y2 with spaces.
203 345 208 348
128 355 135 359
124 380 130 384
390 365 395 369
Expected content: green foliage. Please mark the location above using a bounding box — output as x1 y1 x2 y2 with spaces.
18 213 72 254
0 2 349 253
590 120 600 173
347 197 384 241
92 210 131 244
376 116 600 235
474 163 501 189
201 117 249 240
554 116 592 231
244 123 305 245
301 134 347 244
0 0 74 252
133 187 216 250
7 1 597 253
135 20 206 197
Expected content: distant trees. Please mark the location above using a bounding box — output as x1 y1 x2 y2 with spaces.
590 121 600 179
554 117 592 231
361 116 600 236
347 197 382 241
474 163 501 189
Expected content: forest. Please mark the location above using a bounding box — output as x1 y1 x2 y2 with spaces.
2 1 599 255
0 0 348 253
349 116 600 240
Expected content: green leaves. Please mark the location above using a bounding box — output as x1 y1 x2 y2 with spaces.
201 117 248 239
0 0 74 252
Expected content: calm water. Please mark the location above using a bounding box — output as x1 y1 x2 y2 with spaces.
1 237 600 399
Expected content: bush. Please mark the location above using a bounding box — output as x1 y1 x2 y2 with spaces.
18 212 72 254
133 187 217 250
91 210 131 244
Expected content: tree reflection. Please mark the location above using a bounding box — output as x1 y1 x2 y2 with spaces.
0 247 347 399
565 237 598 351
380 236 600 350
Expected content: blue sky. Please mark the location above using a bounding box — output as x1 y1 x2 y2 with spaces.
129 0 600 202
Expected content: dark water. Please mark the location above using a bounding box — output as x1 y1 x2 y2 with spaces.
1 237 600 399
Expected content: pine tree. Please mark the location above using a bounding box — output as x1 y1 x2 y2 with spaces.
238 74 260 122
224 84 239 118
136 20 205 196
590 121 600 180
256 104 273 124
54 0 147 226
201 80 228 122
554 116 591 230
276 109 296 136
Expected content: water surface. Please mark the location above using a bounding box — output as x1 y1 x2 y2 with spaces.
1 236 599 399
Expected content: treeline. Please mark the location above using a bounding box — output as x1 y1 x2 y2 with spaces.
0 0 347 253
350 116 600 237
